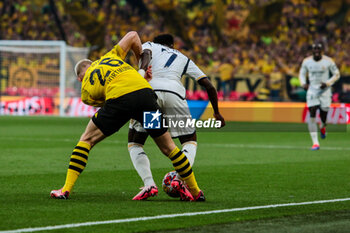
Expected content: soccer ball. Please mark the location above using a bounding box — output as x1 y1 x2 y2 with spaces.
162 171 180 198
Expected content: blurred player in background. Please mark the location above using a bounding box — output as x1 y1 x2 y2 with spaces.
128 34 225 200
299 42 340 150
50 31 205 201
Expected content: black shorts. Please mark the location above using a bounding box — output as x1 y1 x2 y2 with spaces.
92 88 167 138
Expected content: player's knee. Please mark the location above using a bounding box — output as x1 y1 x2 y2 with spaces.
308 106 319 118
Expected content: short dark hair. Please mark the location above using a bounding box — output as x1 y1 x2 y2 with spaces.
153 34 174 47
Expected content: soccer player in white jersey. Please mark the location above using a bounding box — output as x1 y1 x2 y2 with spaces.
128 34 225 200
299 43 340 150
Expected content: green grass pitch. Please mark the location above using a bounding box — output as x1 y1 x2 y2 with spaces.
0 116 349 232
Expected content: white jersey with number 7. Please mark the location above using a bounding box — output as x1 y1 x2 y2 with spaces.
142 42 206 99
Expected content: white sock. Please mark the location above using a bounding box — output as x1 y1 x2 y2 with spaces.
128 143 155 187
308 118 319 145
181 141 197 166
176 141 197 179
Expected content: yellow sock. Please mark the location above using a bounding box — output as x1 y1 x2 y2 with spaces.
182 173 200 196
62 141 91 193
168 147 200 196
62 170 80 193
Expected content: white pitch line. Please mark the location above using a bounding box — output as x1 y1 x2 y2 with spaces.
1 197 350 233
202 143 350 151
1 136 349 151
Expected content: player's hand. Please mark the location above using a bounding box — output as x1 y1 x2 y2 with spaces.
302 84 309 90
145 66 152 82
213 112 226 128
320 82 327 89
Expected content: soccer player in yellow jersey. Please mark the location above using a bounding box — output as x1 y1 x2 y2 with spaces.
50 31 204 201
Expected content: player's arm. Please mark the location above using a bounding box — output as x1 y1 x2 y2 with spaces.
117 31 143 61
138 48 152 81
139 49 152 70
198 77 226 128
299 60 308 90
186 59 225 127
325 61 340 87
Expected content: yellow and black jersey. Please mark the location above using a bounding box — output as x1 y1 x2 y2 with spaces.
81 45 152 107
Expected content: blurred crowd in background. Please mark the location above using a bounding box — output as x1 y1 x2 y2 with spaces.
1 0 350 102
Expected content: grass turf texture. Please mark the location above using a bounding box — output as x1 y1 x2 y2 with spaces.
0 116 349 232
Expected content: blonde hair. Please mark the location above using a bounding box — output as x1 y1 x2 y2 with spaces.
74 59 92 77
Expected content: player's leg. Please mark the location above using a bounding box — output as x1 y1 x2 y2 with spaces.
161 92 197 166
127 93 165 200
319 94 331 139
134 89 204 201
171 133 197 182
128 125 153 186
151 132 204 201
161 91 197 169
128 122 158 200
159 92 200 198
306 91 321 150
127 91 166 190
51 119 106 199
308 105 320 150
167 133 198 200
319 109 328 139
51 97 132 199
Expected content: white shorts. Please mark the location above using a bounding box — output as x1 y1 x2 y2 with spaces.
129 91 196 138
306 90 331 111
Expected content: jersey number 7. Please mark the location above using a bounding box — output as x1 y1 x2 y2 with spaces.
164 53 178 68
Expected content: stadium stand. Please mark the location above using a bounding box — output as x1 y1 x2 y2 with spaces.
0 0 349 101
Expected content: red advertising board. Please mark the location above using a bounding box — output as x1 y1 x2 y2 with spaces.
64 97 98 117
302 103 350 124
0 96 54 115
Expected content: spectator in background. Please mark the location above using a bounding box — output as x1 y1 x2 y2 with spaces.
269 66 283 101
217 57 234 100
